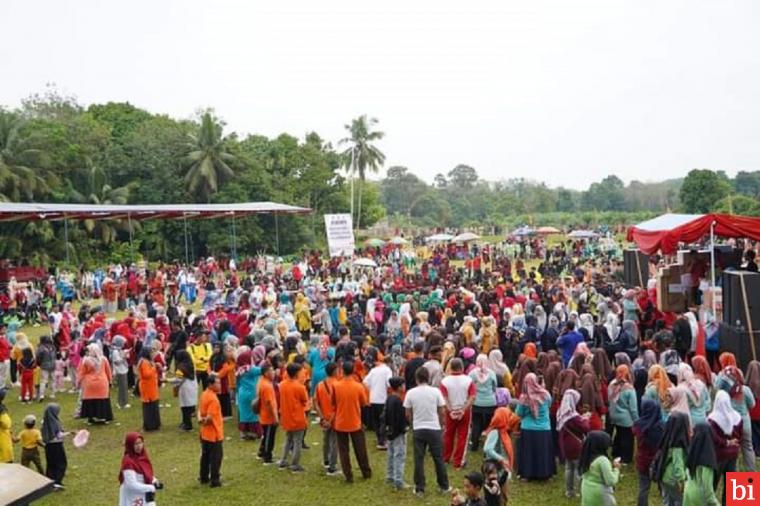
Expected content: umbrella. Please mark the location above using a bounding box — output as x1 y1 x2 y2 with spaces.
567 230 600 239
389 236 408 245
425 233 454 242
536 226 561 234
511 226 535 237
453 232 480 242
364 238 385 247
353 258 378 267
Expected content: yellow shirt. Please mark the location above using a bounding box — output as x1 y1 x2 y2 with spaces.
188 342 212 374
19 428 42 449
0 412 13 463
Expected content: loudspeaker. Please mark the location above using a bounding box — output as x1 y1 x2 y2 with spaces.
624 249 649 288
722 271 760 330
718 323 760 371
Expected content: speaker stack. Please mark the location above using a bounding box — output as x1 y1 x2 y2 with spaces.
720 271 760 369
623 249 649 288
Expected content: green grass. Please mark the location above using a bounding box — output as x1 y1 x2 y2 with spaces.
4 317 652 505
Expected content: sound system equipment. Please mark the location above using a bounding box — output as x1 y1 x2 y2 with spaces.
722 271 760 330
623 249 649 288
717 323 760 371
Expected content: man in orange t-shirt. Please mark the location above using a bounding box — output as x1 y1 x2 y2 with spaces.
331 359 371 483
198 373 224 487
278 362 309 472
315 362 339 475
256 364 278 464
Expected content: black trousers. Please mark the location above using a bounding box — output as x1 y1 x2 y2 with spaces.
413 429 449 493
45 442 67 485
197 371 209 390
370 403 386 445
181 406 194 430
715 459 737 506
470 405 495 450
336 430 371 481
10 359 17 384
199 440 223 485
611 425 634 464
258 424 278 462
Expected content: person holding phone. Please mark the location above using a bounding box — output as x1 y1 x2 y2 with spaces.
579 431 620 506
118 432 162 506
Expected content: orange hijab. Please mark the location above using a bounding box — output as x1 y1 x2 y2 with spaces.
719 352 737 370
648 364 672 403
523 342 537 359
484 407 521 471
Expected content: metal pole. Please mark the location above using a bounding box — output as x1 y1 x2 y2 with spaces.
64 215 70 265
231 212 237 260
183 213 190 265
275 213 280 256
128 212 134 263
710 220 717 316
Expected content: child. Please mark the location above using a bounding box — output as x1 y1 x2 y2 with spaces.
579 431 620 506
653 411 690 506
450 471 487 506
683 423 720 505
110 336 130 409
315 362 339 475
18 414 44 473
481 460 507 506
42 403 70 489
607 364 638 464
257 363 278 464
383 376 408 490
557 389 590 498
632 399 664 506
277 362 309 472
18 347 36 403
53 353 66 394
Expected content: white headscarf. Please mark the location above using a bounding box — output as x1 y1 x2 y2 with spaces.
709 390 741 435
557 389 581 431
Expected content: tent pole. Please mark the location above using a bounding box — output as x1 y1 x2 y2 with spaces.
231 212 237 261
183 213 190 265
710 220 717 316
64 215 70 265
275 213 280 256
128 212 134 263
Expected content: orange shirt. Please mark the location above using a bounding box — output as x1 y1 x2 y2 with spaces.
138 359 159 402
279 378 309 431
332 377 369 432
315 376 337 421
258 377 278 426
199 388 224 442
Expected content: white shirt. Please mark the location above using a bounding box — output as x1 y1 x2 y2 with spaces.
119 469 156 506
440 373 475 411
403 384 446 430
363 363 392 405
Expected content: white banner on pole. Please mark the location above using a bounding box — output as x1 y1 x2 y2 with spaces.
324 213 355 257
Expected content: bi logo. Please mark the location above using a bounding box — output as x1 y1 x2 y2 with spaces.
727 473 760 505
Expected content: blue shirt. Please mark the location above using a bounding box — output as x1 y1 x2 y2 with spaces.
469 370 497 407
557 330 584 367
515 398 551 431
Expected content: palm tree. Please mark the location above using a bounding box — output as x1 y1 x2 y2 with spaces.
183 112 235 202
0 110 55 201
69 164 134 244
339 115 385 229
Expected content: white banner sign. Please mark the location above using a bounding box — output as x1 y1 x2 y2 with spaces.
324 213 355 257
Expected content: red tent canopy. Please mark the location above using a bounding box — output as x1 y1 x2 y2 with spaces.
627 213 760 255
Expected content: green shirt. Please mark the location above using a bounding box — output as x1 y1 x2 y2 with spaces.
662 447 686 486
683 466 720 506
581 456 620 506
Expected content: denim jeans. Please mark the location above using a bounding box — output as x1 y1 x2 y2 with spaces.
386 434 407 487
413 429 449 493
280 430 305 467
322 428 338 471
741 422 756 471
637 471 652 506
565 459 579 495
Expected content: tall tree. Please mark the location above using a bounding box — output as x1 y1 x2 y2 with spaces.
184 112 235 202
447 164 478 189
0 110 54 201
339 115 385 229
679 169 731 213
69 163 134 244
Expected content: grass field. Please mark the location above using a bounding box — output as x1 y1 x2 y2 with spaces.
3 314 654 506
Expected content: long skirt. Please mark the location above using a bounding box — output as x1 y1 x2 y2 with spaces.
80 398 114 422
218 392 232 418
143 400 161 431
45 441 67 485
517 429 556 480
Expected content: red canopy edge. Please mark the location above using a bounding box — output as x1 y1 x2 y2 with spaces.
627 213 760 255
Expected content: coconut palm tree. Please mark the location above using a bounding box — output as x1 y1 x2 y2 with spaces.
69 164 134 244
184 112 235 202
0 110 55 201
339 115 385 229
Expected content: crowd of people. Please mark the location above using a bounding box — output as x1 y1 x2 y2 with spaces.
0 238 758 505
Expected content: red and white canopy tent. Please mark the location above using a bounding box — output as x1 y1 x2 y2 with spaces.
627 212 760 313
0 201 312 262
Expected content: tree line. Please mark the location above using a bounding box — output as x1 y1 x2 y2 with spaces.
0 88 756 265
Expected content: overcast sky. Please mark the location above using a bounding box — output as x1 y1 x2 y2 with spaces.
3 0 760 189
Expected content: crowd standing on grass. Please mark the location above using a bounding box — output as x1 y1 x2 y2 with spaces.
0 235 758 505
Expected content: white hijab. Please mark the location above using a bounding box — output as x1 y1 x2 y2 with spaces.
709 390 741 435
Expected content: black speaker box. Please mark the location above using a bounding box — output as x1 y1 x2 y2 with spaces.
722 271 760 330
624 249 649 288
718 323 760 371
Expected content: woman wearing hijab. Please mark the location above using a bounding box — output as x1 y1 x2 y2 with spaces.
678 363 711 426
137 347 161 431
487 349 514 394
683 423 720 506
691 355 714 394
578 364 604 431
633 399 665 506
557 389 590 498
607 364 638 464
119 432 161 506
654 411 690 505
632 349 656 411
541 315 560 353
210 342 234 418
469 354 498 452
78 342 114 424
579 431 620 505
716 365 757 472
307 335 335 397
0 389 12 463
173 349 198 431
42 403 69 489
483 406 520 474
515 372 555 480
709 390 743 503
643 365 673 420
512 356 537 397
746 360 760 457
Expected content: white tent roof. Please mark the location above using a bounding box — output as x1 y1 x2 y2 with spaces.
632 213 705 232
